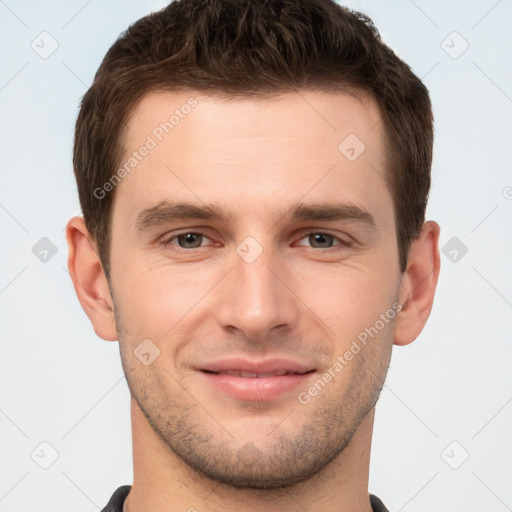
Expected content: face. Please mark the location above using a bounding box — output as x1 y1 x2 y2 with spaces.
108 89 402 489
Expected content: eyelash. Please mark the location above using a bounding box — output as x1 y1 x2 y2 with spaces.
159 229 352 253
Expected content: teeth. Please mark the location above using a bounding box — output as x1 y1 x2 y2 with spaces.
224 370 245 377
240 372 258 378
215 370 300 377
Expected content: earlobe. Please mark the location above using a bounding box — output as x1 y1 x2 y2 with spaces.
393 221 441 346
66 216 118 341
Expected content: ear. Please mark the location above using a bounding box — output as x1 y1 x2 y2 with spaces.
394 221 441 346
65 216 118 341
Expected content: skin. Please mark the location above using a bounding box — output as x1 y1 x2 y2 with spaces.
67 89 440 512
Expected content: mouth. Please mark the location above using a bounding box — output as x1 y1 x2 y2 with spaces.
197 359 317 401
201 369 315 378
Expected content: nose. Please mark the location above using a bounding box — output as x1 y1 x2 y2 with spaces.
214 241 300 342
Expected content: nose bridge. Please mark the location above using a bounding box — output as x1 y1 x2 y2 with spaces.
214 237 298 337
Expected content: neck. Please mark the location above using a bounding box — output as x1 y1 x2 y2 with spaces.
125 398 375 512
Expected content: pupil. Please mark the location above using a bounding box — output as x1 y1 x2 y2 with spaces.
179 233 202 248
311 233 332 248
176 233 333 249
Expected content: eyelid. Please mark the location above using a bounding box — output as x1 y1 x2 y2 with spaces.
160 227 353 252
293 228 352 248
160 229 216 249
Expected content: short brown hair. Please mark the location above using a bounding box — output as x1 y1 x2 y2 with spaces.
73 0 433 279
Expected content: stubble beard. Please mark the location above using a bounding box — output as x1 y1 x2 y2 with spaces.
117 329 392 491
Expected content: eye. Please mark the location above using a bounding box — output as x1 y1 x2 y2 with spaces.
295 230 352 250
161 231 215 251
159 229 352 254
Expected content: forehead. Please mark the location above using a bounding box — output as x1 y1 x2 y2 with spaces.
114 88 390 229
123 88 383 157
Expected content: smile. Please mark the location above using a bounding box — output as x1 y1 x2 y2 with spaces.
203 369 313 378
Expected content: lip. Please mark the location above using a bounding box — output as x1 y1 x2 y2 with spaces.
199 357 315 375
197 358 316 401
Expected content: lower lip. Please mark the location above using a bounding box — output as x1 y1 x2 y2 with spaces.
199 371 316 401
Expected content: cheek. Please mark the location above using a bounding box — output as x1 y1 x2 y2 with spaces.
111 254 218 340
110 229 400 346
293 262 397 343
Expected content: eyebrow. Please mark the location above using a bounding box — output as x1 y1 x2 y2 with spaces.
134 200 377 231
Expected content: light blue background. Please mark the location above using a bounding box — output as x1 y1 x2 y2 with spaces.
1 1 511 511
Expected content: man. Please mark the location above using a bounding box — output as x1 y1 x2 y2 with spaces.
66 0 440 510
